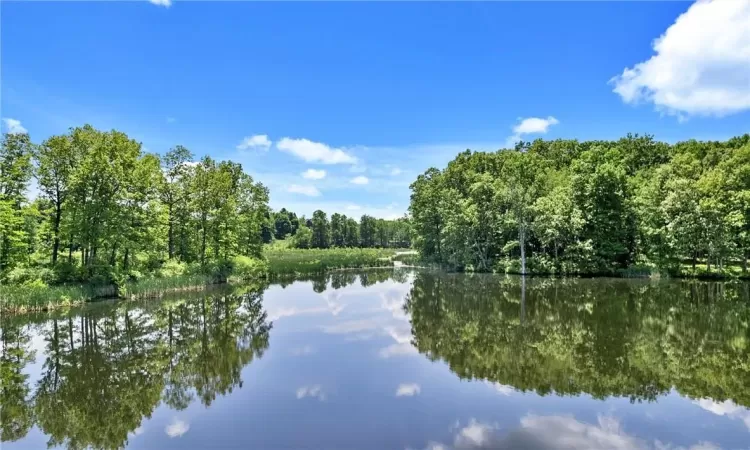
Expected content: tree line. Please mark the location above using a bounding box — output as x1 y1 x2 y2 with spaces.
0 126 269 286
409 133 750 276
266 207 411 249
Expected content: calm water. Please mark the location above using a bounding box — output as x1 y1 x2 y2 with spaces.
3 270 750 450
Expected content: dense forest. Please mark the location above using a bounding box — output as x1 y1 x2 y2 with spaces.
269 207 411 250
410 134 750 276
0 126 409 289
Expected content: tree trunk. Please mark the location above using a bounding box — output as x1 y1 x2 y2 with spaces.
743 253 748 274
109 244 117 266
68 242 73 263
692 252 697 271
520 275 526 325
52 205 62 264
168 204 174 259
519 225 526 275
123 248 130 271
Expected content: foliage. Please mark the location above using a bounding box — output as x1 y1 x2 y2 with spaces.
264 247 401 274
409 134 750 276
0 126 270 289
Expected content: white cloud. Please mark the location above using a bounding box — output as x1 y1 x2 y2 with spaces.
512 116 560 135
485 381 515 396
345 204 362 211
418 415 719 450
390 167 402 176
296 385 326 401
277 137 357 164
694 398 750 431
237 134 271 151
2 118 27 134
287 184 321 197
610 0 750 118
505 116 559 148
396 383 421 397
350 176 369 185
166 116 176 123
302 169 326 180
379 342 417 358
164 418 189 438
149 0 171 7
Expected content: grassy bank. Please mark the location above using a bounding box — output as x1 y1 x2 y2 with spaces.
0 274 219 315
2 249 415 314
265 247 408 274
0 256 268 315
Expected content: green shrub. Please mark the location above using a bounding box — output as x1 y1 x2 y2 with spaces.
230 256 268 281
157 260 188 278
53 261 79 283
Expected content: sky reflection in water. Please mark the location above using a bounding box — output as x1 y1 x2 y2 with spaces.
2 270 750 449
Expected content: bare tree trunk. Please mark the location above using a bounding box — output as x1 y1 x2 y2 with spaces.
168 204 174 259
52 205 62 264
519 225 526 275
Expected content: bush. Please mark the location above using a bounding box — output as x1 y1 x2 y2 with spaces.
5 266 54 286
230 255 268 281
53 261 80 283
157 260 188 278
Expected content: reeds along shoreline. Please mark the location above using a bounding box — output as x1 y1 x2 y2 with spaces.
1 249 407 315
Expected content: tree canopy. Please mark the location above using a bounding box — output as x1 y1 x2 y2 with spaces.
409 134 750 275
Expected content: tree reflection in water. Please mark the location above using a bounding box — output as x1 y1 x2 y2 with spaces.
406 273 750 407
1 283 271 449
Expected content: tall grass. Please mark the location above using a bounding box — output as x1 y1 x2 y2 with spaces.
264 247 404 274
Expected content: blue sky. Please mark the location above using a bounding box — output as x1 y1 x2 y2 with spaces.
3 1 749 218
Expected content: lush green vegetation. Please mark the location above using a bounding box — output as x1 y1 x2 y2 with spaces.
265 207 411 249
0 126 271 310
410 134 750 277
264 247 403 274
406 272 750 406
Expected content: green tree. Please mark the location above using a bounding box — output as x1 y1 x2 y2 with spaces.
310 210 330 249
330 213 345 247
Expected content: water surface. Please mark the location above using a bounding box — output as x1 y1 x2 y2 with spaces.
3 270 750 449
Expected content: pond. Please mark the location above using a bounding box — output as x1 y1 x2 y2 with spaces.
2 270 750 449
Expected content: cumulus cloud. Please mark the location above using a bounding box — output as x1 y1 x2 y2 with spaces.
350 176 369 185
277 137 357 164
302 169 326 180
237 134 271 151
164 418 189 437
396 383 421 397
390 167 402 176
512 116 560 135
415 415 719 450
296 385 326 401
345 204 362 211
694 398 750 431
2 118 27 134
287 184 321 197
610 0 750 118
379 342 417 358
149 0 171 7
505 116 559 147
485 382 515 396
